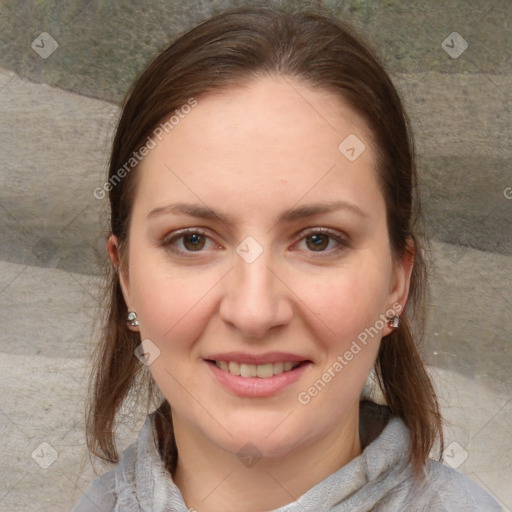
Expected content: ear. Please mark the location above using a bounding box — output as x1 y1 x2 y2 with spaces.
107 234 139 332
382 237 415 336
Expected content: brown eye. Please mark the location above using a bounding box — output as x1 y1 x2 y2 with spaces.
161 228 218 256
183 233 206 251
305 233 330 251
294 228 350 258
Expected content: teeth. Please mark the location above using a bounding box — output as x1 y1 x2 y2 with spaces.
256 363 274 378
215 360 301 378
240 363 257 377
273 362 284 375
228 361 240 376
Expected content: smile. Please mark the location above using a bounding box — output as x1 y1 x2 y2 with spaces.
214 361 302 378
206 358 311 397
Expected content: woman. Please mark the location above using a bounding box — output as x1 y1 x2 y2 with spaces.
74 3 503 511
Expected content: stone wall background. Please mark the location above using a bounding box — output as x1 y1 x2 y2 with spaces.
0 1 510 510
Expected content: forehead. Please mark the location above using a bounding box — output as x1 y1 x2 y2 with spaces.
133 75 383 220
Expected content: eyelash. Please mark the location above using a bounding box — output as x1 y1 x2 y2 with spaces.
160 227 350 258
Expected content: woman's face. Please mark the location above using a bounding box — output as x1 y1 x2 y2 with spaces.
113 76 411 459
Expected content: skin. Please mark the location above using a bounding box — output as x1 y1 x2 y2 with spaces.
108 75 413 512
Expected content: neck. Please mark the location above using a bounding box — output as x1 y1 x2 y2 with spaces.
172 403 362 512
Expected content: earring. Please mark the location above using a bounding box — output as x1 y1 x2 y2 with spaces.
388 315 400 329
127 311 139 327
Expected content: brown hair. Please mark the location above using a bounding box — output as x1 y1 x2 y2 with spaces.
87 1 443 478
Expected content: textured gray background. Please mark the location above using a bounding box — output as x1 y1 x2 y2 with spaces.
0 1 510 510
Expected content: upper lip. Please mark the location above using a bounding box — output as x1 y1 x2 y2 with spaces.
205 352 310 365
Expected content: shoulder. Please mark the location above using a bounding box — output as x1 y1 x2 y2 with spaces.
72 412 181 511
71 465 118 512
405 459 504 511
71 439 139 511
360 409 503 511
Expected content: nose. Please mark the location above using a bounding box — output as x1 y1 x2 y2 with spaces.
219 245 293 340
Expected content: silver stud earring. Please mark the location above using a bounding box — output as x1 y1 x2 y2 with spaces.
388 315 400 329
127 311 139 327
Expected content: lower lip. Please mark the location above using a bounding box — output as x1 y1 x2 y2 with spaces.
206 361 311 398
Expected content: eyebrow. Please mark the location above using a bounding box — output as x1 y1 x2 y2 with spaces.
147 200 368 226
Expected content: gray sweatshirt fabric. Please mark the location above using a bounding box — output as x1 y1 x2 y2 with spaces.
73 405 503 512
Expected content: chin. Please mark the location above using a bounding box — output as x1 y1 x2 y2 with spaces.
210 414 311 459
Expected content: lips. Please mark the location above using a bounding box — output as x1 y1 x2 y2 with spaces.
206 356 311 397
204 352 311 396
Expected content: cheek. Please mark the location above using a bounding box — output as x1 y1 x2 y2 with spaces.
293 258 392 342
129 255 220 352
292 262 390 412
129 267 219 402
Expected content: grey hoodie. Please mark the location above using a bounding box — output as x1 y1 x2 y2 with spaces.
73 403 503 511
